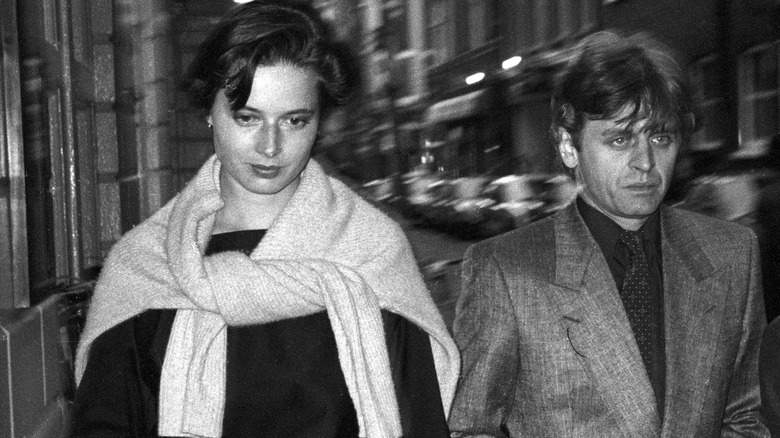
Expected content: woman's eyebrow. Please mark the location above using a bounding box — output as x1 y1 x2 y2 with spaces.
237 106 317 116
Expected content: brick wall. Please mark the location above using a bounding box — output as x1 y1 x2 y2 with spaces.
114 0 179 231
91 1 122 259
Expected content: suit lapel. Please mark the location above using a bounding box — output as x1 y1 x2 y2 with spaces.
547 204 661 437
659 207 724 437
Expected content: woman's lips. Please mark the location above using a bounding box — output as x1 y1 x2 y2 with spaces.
249 164 281 178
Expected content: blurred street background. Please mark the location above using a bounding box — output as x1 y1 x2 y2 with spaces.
3 0 780 325
2 0 780 434
1 0 779 323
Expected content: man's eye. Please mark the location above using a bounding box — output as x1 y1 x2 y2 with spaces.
651 134 674 147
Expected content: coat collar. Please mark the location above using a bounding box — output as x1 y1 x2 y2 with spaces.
550 202 661 436
658 206 723 436
552 203 717 288
548 202 724 436
659 205 715 282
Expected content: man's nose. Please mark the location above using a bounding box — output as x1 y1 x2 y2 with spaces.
630 139 655 171
257 124 281 157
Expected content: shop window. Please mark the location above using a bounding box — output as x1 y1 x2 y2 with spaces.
738 41 780 156
426 0 454 65
689 55 728 151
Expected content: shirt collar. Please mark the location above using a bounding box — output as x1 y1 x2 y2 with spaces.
576 196 661 260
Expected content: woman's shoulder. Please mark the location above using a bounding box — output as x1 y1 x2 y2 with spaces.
107 199 176 258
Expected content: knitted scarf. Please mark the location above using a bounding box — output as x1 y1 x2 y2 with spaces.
75 155 460 438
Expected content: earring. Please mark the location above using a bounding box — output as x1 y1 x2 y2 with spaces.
207 121 213 129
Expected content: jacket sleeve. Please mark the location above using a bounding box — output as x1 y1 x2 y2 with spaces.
721 233 771 437
448 244 519 438
760 317 780 436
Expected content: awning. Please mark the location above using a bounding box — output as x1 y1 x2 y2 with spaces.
425 89 492 124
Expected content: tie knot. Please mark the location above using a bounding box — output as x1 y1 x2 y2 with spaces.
620 230 644 254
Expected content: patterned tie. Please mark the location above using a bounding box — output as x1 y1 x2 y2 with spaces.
619 229 653 373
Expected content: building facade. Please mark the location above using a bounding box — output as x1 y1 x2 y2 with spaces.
2 0 780 304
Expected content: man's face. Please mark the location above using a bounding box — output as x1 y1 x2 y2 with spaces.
559 107 680 230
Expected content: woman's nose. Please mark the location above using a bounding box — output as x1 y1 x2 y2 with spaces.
257 124 281 157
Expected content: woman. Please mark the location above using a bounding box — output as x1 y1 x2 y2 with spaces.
72 2 459 437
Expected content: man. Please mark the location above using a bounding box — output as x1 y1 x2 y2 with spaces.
448 31 769 437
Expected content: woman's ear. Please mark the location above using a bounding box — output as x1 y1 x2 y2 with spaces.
206 115 213 129
558 128 578 169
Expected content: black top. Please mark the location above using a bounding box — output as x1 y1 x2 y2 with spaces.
577 198 666 415
73 230 448 437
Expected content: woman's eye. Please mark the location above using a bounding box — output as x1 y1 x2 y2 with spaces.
286 116 310 129
233 113 259 125
610 136 628 148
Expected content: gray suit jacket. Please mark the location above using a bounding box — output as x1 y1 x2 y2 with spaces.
449 203 769 437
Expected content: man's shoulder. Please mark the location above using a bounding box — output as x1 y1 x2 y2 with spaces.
465 212 558 266
664 205 756 241
663 206 758 270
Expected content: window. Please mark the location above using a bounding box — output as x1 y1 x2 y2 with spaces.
382 0 408 53
738 41 780 156
689 55 728 151
426 0 454 65
466 0 489 50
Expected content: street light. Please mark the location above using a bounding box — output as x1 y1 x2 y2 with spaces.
465 72 485 85
502 56 522 70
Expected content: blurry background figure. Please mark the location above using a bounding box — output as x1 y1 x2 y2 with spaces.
756 133 780 323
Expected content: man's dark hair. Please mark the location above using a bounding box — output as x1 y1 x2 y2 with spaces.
551 31 696 152
184 0 358 116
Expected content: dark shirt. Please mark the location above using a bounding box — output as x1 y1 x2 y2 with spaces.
73 229 448 438
577 197 666 415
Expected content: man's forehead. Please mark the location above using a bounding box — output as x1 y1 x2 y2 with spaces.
610 102 678 131
594 113 678 134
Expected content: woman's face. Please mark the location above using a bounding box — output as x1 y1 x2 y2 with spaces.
208 64 320 205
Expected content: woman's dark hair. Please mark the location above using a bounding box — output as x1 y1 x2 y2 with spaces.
551 31 697 151
184 0 357 115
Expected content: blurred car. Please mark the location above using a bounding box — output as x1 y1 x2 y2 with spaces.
394 170 578 237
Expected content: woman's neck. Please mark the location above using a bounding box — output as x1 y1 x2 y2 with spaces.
213 183 295 234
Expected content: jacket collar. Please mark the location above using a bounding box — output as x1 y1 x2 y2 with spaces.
553 203 716 288
550 202 662 436
549 202 723 436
